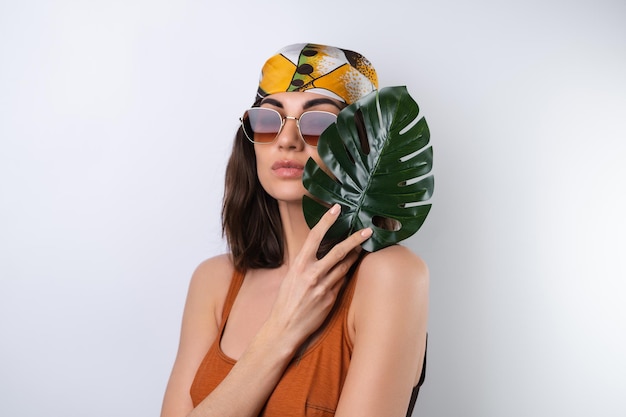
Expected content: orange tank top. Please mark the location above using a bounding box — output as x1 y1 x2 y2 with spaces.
189 267 424 416
190 271 356 417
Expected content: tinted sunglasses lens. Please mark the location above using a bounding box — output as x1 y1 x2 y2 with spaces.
243 108 282 143
299 112 337 146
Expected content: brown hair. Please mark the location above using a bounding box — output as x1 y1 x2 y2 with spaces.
222 127 285 270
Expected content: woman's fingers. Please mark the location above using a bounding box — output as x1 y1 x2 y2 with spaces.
325 227 372 264
301 204 342 251
297 203 373 282
304 204 373 254
315 227 373 290
325 248 360 286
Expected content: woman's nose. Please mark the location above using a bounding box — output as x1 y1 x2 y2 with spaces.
275 117 305 149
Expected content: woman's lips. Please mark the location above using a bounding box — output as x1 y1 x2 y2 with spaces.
271 160 305 178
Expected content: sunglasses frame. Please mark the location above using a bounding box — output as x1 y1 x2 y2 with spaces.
240 107 338 147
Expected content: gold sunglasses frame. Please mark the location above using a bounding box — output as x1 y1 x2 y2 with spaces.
240 107 338 147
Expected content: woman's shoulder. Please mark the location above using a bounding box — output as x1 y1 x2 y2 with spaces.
187 254 236 308
351 245 429 314
349 244 429 341
358 244 429 285
193 253 236 280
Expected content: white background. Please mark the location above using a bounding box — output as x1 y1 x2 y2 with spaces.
1 1 625 416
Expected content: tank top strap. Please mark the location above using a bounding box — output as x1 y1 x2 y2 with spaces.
218 268 246 332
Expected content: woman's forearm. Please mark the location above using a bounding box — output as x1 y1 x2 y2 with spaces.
188 320 296 417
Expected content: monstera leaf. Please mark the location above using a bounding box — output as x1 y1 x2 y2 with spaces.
302 86 434 252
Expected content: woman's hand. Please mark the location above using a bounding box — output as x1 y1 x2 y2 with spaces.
266 203 373 351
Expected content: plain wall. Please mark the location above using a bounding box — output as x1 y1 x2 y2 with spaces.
1 1 624 416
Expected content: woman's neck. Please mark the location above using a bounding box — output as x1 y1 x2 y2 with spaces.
277 201 311 266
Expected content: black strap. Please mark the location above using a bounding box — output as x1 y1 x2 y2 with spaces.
405 334 427 417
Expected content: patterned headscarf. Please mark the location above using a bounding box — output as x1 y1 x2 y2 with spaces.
257 43 378 105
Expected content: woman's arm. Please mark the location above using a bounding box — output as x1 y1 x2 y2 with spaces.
161 204 374 417
160 254 233 417
336 245 429 417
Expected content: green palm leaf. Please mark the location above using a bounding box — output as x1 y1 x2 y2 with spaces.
302 86 434 252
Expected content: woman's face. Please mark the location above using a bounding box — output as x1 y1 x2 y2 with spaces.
253 91 343 203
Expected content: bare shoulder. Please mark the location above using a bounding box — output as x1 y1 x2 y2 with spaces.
191 253 235 286
357 244 429 289
350 245 429 330
186 254 235 323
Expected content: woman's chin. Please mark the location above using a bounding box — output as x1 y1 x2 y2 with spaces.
267 186 308 204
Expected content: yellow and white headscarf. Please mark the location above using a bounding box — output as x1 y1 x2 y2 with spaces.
257 43 378 105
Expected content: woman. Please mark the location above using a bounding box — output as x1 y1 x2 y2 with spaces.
160 43 429 417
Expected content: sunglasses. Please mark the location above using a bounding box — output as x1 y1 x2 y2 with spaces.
240 107 338 147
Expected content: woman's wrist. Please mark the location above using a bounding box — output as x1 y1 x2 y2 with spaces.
254 316 301 360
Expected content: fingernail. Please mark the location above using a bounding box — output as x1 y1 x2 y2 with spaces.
360 228 373 238
330 204 341 215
